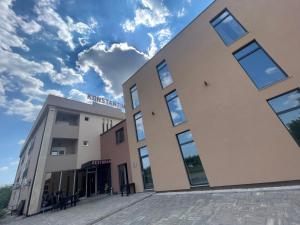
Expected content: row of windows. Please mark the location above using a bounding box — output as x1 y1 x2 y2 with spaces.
137 130 208 189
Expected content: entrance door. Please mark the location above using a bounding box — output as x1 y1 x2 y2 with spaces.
118 164 128 192
87 172 95 197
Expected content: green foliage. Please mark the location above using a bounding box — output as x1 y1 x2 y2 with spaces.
0 185 12 218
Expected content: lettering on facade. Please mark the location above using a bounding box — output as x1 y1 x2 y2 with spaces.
87 94 124 110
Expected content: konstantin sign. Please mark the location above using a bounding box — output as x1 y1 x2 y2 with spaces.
87 94 124 109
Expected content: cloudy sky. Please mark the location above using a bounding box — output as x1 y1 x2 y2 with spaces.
0 0 214 186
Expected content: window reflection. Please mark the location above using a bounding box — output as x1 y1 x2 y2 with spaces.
166 90 186 126
211 9 247 45
130 85 140 109
157 61 174 88
134 112 145 141
138 146 153 190
234 41 287 89
177 131 208 185
268 89 300 146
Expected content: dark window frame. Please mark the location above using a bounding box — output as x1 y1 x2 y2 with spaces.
115 127 125 144
156 59 174 89
210 8 247 46
233 40 288 90
267 88 300 147
165 90 186 127
84 116 89 121
175 130 209 186
134 111 145 142
138 146 154 190
130 84 139 109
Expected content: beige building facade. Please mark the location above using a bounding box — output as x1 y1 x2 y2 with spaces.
123 0 300 193
9 95 124 216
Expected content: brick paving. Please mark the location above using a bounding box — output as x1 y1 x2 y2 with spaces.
2 187 300 225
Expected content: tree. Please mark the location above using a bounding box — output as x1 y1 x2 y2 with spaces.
0 185 12 218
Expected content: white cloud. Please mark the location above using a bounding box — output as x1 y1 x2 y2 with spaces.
9 159 19 166
35 0 98 49
68 89 92 104
122 0 171 32
177 7 186 18
0 166 9 172
265 66 278 75
147 33 158 58
18 139 25 145
77 41 148 98
49 66 84 86
156 27 172 47
0 0 41 51
5 99 43 122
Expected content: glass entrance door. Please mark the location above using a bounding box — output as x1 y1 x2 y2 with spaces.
138 146 154 190
87 172 95 197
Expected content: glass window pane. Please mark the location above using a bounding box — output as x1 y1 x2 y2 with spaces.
211 10 246 45
268 90 300 113
234 42 259 60
135 114 145 141
211 10 229 26
180 140 208 185
157 62 173 88
178 131 193 145
139 146 148 157
236 44 287 89
167 96 186 126
279 109 300 146
130 85 140 109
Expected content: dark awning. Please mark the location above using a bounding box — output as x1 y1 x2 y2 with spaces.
81 159 111 169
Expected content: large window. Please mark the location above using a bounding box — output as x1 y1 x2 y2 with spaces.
177 130 208 186
268 89 300 147
234 41 287 89
211 9 247 46
156 60 174 88
134 112 145 141
165 90 186 126
116 127 125 144
130 85 140 109
56 111 79 126
138 146 153 190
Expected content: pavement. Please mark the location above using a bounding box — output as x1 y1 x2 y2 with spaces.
2 187 300 225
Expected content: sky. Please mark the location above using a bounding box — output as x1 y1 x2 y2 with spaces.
0 0 214 186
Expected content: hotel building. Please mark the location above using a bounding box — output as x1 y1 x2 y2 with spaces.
123 0 300 192
9 95 124 216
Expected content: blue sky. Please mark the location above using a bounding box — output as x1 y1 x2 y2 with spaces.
0 0 214 186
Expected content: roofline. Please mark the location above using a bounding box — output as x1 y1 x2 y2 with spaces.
100 119 126 137
122 0 217 86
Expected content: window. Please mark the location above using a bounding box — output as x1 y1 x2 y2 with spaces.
268 89 300 147
165 90 186 126
211 9 247 45
157 60 174 88
134 112 145 141
83 141 88 146
177 131 208 185
56 111 79 125
234 41 287 89
116 128 125 144
85 117 89 121
138 146 153 190
130 85 140 109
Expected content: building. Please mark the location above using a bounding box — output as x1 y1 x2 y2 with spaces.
9 95 124 216
123 0 300 193
101 120 133 194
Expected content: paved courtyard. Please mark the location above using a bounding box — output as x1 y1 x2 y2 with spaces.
2 187 300 225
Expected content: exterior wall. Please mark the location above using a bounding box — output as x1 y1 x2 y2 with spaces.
76 114 120 168
28 107 56 215
123 0 300 192
101 120 132 193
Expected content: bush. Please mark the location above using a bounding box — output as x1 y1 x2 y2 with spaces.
0 186 12 218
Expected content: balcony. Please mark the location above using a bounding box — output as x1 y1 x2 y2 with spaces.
52 111 79 139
